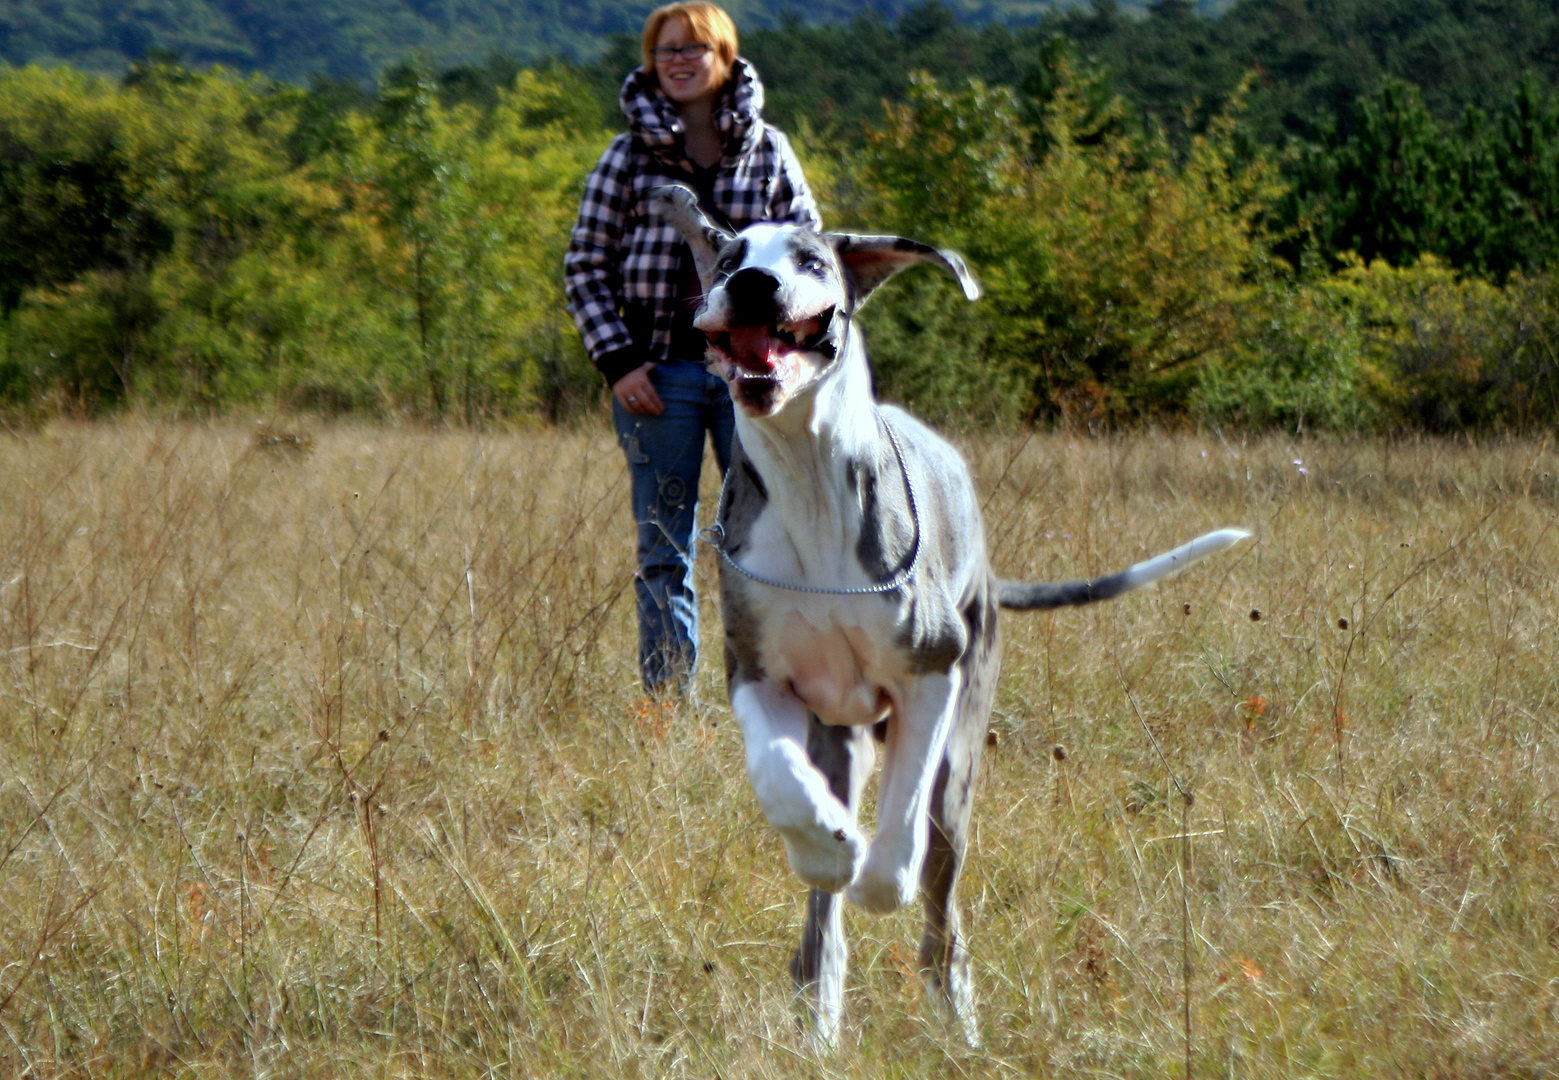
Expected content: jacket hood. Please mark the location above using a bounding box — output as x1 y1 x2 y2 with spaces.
619 56 765 163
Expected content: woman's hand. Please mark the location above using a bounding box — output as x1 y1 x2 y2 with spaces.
613 363 664 416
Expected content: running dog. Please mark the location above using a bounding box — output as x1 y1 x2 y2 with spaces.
649 183 1248 1047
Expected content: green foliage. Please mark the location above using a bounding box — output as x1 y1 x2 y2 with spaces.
1287 75 1559 279
0 60 607 420
740 7 1033 143
1193 278 1381 435
7 3 1559 429
0 60 327 410
0 0 1111 83
858 73 1025 231
748 2 1559 283
7 0 1559 168
1 270 158 409
1320 256 1559 431
1197 256 1559 434
1036 0 1559 146
843 67 1279 426
834 61 1559 433
319 65 606 419
0 65 165 314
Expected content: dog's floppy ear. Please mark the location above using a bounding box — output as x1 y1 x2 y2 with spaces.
827 234 982 309
648 184 735 292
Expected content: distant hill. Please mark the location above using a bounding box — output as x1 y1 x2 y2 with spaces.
0 0 1228 83
7 0 1551 171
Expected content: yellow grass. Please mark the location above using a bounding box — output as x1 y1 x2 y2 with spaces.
1 419 1556 1078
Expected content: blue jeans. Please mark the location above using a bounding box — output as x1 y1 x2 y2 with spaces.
613 361 736 692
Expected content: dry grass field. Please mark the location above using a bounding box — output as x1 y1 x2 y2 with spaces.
1 419 1557 1078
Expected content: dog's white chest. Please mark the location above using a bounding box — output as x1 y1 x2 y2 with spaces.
761 602 904 726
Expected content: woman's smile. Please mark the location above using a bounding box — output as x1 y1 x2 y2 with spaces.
655 18 718 104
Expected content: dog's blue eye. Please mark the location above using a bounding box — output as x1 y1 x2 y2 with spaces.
799 256 826 275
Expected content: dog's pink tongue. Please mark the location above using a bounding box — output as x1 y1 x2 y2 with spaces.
728 325 783 373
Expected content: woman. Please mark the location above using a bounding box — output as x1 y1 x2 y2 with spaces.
565 2 821 693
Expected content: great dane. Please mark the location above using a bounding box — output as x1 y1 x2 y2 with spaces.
649 183 1247 1047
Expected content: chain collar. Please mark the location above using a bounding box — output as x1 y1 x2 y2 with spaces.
700 410 921 595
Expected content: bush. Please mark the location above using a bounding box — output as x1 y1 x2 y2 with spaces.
1322 256 1559 431
841 68 1281 427
1195 256 1559 435
1 271 157 414
0 61 607 421
1193 275 1383 435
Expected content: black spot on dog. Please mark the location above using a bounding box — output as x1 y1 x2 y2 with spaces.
963 594 985 640
855 469 884 575
714 238 748 280
735 376 781 412
720 440 768 556
741 459 768 501
723 586 767 685
853 443 919 587
903 596 966 673
791 234 835 276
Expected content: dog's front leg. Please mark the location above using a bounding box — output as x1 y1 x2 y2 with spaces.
791 722 874 1050
846 669 962 914
731 680 869 893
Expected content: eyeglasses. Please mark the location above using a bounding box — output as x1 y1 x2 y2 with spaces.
653 43 711 62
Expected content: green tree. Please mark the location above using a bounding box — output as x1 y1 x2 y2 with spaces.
0 66 163 315
848 67 1281 425
0 58 606 419
1300 80 1457 269
1286 74 1559 279
1489 73 1559 276
323 64 606 420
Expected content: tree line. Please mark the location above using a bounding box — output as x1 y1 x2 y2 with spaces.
3 1 1559 429
0 0 1103 85
0 58 611 420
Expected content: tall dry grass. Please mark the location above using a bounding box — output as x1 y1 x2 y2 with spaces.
1 419 1556 1078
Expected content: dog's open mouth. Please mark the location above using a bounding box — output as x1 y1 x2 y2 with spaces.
707 308 835 379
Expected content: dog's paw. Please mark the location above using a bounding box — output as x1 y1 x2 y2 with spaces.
845 860 917 914
780 823 867 893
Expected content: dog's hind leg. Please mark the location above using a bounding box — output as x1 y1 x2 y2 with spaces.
731 680 869 892
920 588 997 1047
791 719 874 1048
919 733 984 1047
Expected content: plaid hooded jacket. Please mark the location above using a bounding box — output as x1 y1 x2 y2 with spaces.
563 58 822 386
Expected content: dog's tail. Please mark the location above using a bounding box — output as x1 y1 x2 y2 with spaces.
997 528 1250 611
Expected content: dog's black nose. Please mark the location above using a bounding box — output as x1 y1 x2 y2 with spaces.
725 267 782 324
